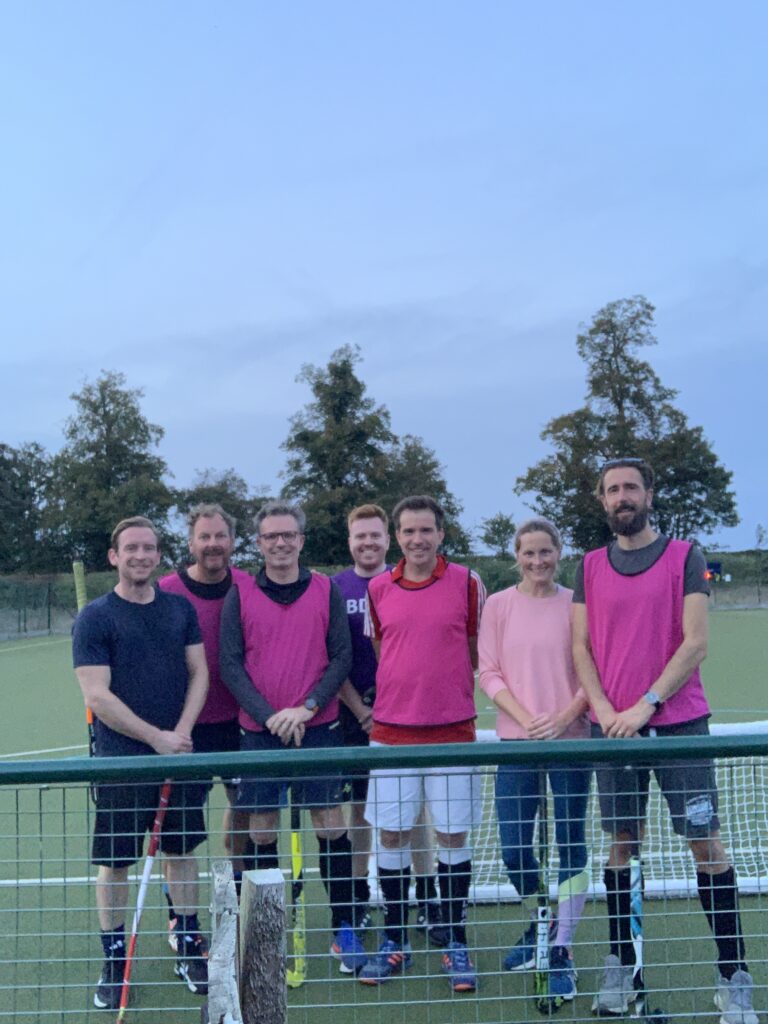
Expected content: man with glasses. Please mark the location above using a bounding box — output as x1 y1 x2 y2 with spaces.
572 458 756 1024
219 501 364 973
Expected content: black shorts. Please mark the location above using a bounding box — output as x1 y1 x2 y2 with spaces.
339 706 371 802
192 718 241 790
92 780 207 868
591 716 720 840
236 721 344 812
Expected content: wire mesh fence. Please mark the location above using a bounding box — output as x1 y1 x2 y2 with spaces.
0 733 766 1022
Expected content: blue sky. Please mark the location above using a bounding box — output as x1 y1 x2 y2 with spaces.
1 2 765 551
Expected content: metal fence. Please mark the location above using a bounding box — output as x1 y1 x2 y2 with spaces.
0 736 766 1023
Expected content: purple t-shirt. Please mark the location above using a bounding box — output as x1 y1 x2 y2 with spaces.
332 566 389 701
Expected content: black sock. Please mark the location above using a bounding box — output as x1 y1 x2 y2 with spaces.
379 865 411 945
255 840 279 870
176 913 200 942
241 837 256 873
437 859 472 946
318 833 354 932
605 867 634 966
697 866 747 979
415 874 437 905
354 875 370 906
100 924 125 960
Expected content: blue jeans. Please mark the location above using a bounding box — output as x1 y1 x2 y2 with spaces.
495 760 591 897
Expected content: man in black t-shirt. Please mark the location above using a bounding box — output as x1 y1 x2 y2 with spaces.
73 517 209 1011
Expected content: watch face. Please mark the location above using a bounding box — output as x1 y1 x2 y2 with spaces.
305 698 318 711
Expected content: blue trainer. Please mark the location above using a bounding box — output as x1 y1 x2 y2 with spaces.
549 945 577 1001
441 940 477 992
358 938 413 985
331 923 368 975
503 917 558 971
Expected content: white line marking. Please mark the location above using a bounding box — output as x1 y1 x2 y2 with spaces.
0 638 70 654
0 744 88 759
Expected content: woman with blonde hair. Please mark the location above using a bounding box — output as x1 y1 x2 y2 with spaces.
478 517 590 1001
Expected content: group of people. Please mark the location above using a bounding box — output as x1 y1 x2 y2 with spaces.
72 458 757 1024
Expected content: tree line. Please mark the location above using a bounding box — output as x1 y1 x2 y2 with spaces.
0 296 739 573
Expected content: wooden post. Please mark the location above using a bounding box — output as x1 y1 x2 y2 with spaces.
206 859 243 1024
239 868 288 1024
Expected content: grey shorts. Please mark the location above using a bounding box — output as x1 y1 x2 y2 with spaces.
591 716 720 840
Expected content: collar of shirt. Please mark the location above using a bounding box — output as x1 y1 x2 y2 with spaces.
391 553 447 589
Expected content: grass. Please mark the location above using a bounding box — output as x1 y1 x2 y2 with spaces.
0 611 765 1022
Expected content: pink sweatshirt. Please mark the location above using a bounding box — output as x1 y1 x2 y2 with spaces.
478 585 588 740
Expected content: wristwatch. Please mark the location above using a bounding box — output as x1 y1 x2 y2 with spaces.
304 697 320 716
643 691 664 714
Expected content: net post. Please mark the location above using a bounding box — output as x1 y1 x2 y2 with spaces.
239 867 287 1024
207 859 243 1024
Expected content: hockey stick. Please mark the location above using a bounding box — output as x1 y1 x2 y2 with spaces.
534 770 561 1015
72 561 96 760
116 779 173 1022
286 797 306 988
629 851 668 1023
72 560 100 805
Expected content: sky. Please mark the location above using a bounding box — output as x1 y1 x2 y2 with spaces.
1 1 765 552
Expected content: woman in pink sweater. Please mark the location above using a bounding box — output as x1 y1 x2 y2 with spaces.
478 518 590 1002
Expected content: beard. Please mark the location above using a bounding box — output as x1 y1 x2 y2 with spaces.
608 503 649 537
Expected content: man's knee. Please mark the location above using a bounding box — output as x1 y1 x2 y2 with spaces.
311 804 346 840
435 830 467 849
380 828 411 849
689 834 729 872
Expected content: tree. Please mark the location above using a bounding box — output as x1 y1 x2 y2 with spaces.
175 468 271 564
478 513 516 559
46 371 175 569
281 346 469 562
0 442 53 572
516 296 738 551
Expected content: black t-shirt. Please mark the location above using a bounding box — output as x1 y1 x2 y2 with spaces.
572 535 710 603
72 589 201 756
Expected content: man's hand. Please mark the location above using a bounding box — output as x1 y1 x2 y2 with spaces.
152 729 194 755
357 708 373 734
605 701 655 739
266 706 315 746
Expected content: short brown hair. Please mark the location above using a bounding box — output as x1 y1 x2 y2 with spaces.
595 457 655 497
514 517 562 553
110 516 160 550
347 503 388 531
392 495 445 531
187 503 236 539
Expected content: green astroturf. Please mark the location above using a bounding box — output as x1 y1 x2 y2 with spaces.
0 611 765 1021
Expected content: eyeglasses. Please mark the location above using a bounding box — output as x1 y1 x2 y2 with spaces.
600 457 646 472
259 531 301 543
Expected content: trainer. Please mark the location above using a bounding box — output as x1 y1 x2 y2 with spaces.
572 458 756 1023
360 495 485 992
73 516 209 1011
159 503 255 921
219 501 362 973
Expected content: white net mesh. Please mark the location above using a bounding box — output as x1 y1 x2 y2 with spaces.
471 723 768 901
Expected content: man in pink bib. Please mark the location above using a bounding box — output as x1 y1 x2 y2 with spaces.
572 458 755 1024
360 495 486 993
219 501 364 974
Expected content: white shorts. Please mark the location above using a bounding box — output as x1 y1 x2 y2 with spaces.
364 742 483 834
